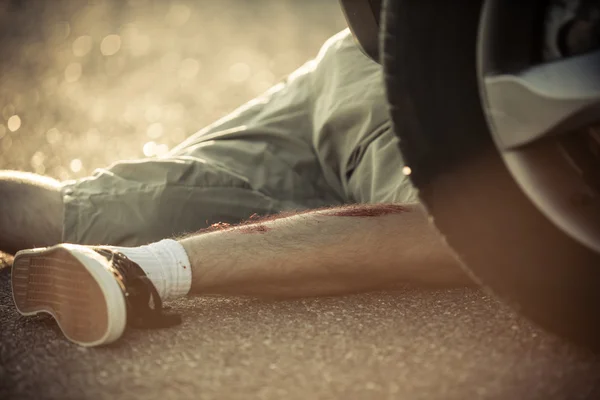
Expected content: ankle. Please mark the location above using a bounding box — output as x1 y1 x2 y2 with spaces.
144 239 192 298
110 239 192 300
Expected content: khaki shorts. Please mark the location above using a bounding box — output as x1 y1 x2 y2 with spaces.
61 29 417 246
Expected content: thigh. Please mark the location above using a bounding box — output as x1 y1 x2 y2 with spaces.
309 29 393 199
60 156 296 246
61 52 358 246
309 30 417 204
171 59 345 207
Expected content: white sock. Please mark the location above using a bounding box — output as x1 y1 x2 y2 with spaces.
108 239 192 301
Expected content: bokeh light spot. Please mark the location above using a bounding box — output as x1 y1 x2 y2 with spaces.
165 4 191 27
130 34 151 57
55 167 70 181
7 115 21 132
121 24 152 57
155 143 169 156
31 151 46 174
2 136 13 151
31 151 45 165
122 105 138 124
49 21 71 44
146 122 164 139
70 158 83 173
161 52 181 72
229 62 251 83
46 128 62 144
143 141 156 156
101 34 122 56
91 100 106 122
179 58 200 80
65 62 82 82
145 106 162 122
172 127 185 142
2 104 16 120
105 57 123 76
142 141 169 157
402 166 412 176
165 104 184 122
250 69 276 93
72 35 93 57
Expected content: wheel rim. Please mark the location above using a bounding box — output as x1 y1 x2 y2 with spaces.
478 0 600 253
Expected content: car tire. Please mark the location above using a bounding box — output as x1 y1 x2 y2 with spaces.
381 0 600 350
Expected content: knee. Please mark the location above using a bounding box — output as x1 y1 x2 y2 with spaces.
0 171 64 252
0 170 61 189
0 171 63 207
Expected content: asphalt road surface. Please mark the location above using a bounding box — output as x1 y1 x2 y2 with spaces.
1 261 599 400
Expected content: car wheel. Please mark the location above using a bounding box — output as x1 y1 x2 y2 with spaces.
381 0 600 349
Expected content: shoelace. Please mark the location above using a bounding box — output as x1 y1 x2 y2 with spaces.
94 248 182 329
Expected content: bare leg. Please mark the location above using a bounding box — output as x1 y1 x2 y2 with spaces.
0 171 64 254
180 203 474 298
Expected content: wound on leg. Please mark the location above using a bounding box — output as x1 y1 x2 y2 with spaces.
325 204 408 217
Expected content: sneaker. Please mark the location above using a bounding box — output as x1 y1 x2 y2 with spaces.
11 244 181 347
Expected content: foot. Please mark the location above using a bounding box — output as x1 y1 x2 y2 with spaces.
11 244 181 347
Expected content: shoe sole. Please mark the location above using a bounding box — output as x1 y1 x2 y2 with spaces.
11 244 126 347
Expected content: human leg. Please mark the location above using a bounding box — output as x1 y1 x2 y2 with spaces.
11 200 470 346
0 171 64 254
10 29 418 346
8 73 336 343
